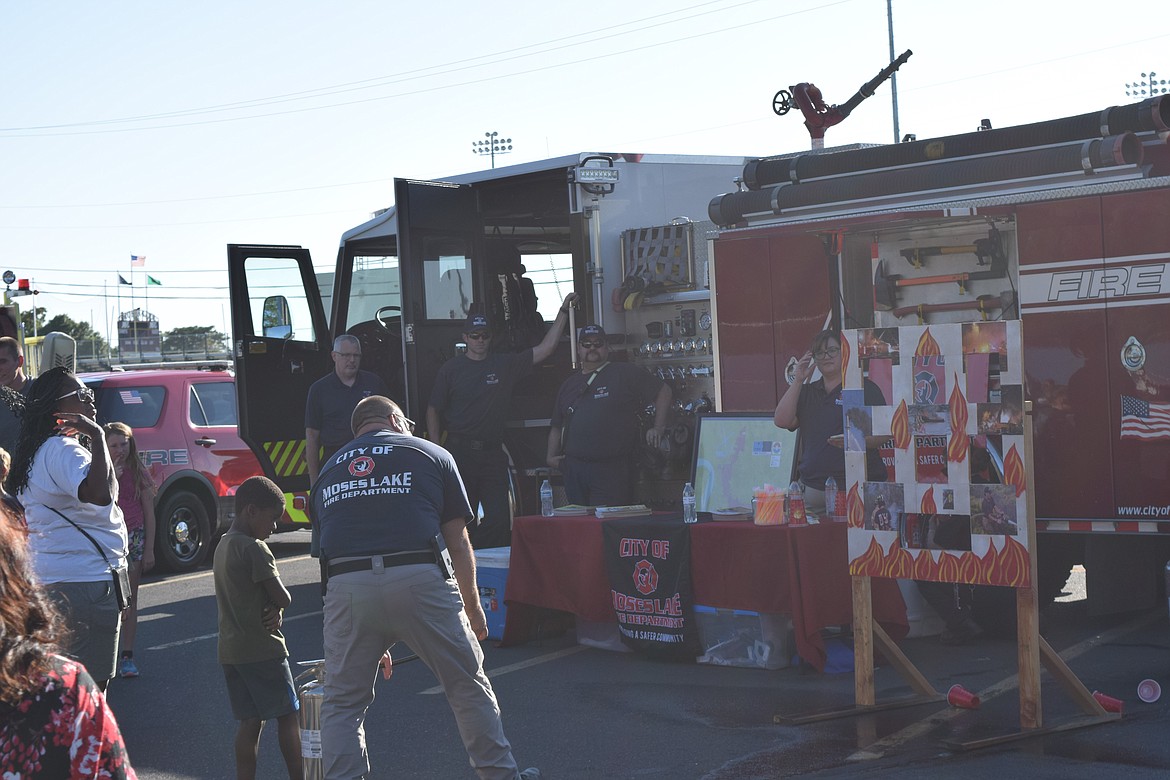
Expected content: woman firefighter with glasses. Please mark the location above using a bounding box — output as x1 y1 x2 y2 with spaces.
773 330 886 518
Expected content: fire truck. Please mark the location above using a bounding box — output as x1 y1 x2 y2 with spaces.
706 96 1170 614
229 96 1169 615
227 154 745 520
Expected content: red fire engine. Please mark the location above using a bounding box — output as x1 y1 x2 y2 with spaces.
707 97 1170 613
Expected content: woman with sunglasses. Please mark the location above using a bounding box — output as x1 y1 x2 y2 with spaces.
773 330 886 518
1 367 128 691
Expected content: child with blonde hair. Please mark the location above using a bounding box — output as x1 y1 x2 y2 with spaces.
104 422 156 678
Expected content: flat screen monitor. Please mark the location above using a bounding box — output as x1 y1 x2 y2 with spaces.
690 413 798 513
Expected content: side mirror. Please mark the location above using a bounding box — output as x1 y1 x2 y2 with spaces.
262 295 293 340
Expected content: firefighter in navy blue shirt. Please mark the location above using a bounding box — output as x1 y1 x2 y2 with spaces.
311 395 541 780
426 294 576 548
305 334 389 486
546 324 670 507
774 329 887 517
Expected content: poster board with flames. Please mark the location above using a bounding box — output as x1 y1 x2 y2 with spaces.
841 321 1031 587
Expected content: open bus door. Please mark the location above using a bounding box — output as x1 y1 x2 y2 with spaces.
227 244 331 494
392 179 485 430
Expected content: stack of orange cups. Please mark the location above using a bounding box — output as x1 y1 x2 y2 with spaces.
753 485 785 525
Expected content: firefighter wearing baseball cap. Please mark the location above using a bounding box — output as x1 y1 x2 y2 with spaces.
426 294 577 548
546 324 671 506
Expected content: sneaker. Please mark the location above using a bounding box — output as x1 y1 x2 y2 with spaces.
518 769 542 780
118 658 140 678
939 618 983 645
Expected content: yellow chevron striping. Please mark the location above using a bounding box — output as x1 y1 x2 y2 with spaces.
263 440 309 477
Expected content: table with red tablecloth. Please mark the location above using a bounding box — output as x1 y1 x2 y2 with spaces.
502 514 908 672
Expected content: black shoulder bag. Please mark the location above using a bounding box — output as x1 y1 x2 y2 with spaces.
47 506 133 611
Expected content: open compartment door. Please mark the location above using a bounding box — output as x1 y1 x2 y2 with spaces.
227 244 331 493
393 179 484 421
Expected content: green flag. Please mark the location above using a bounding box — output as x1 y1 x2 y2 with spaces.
147 275 162 286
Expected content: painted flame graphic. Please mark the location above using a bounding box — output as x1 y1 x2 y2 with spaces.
882 545 914 579
921 486 937 514
850 536 886 576
1004 444 1026 497
913 549 937 579
892 399 911 450
936 551 962 582
915 328 941 357
847 483 864 528
1000 536 1031 588
947 377 969 463
840 333 851 386
958 552 982 585
979 544 999 586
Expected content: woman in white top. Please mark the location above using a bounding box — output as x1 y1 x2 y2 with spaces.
2 367 127 691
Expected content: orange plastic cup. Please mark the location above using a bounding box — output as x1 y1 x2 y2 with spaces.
1092 691 1123 714
947 684 981 709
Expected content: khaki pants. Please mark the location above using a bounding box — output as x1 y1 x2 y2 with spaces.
321 564 519 780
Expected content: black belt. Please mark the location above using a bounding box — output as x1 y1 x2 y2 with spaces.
327 551 436 576
447 434 500 451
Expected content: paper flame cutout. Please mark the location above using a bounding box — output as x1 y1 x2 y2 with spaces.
840 333 851 386
847 483 864 528
891 399 911 450
947 376 969 463
849 533 1032 587
850 536 886 576
915 328 941 357
921 486 937 514
1004 444 1026 497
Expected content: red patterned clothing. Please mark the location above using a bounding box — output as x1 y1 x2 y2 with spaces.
0 655 137 779
116 469 146 533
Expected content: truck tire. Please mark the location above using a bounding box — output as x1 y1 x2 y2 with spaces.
156 489 213 572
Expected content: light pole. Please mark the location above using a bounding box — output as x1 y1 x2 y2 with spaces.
472 131 512 169
1125 71 1168 99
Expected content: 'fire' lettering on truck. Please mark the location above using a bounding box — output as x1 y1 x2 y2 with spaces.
140 449 189 467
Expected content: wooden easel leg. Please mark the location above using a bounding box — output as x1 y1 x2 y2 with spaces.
1038 635 1109 715
1017 586 1042 728
774 576 940 725
871 620 937 697
853 576 875 706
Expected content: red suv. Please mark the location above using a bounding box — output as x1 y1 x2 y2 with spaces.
82 368 280 572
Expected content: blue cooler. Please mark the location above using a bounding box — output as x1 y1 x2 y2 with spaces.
474 547 511 640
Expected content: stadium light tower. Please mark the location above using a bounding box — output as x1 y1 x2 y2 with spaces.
1125 71 1168 99
472 131 513 168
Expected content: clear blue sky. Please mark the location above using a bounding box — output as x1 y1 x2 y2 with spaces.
2 0 1165 340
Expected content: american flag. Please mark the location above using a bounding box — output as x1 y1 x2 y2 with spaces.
120 389 144 405
1121 395 1170 440
130 255 146 267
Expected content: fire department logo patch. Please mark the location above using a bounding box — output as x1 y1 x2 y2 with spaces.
348 456 375 477
633 559 658 595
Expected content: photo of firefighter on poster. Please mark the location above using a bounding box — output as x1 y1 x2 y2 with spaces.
840 321 1031 588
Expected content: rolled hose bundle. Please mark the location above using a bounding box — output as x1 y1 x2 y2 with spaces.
710 132 1144 227
742 96 1168 190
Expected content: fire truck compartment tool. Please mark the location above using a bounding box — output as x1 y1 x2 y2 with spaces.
892 291 1017 323
874 240 1008 310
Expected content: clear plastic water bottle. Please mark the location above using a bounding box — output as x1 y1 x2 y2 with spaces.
540 480 554 517
787 481 807 525
682 482 697 524
824 476 838 521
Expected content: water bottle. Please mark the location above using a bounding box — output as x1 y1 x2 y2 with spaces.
682 482 697 524
540 480 554 517
787 481 807 526
824 476 838 521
